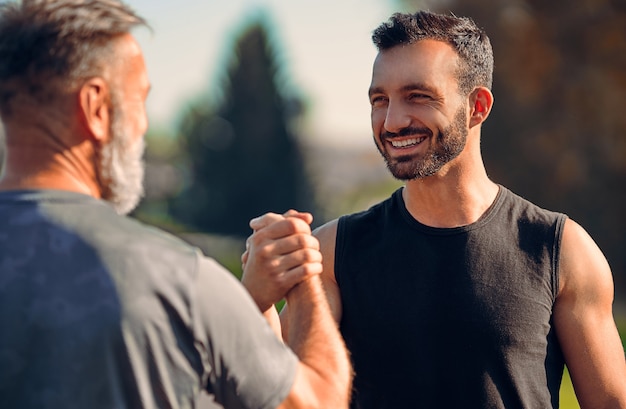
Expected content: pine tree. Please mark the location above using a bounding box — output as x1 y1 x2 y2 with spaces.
171 16 315 238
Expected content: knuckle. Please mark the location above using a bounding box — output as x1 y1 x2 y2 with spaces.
255 244 274 260
268 257 283 272
301 262 323 276
286 217 310 234
249 233 264 248
287 233 318 252
303 248 322 263
283 218 300 234
305 234 320 250
261 212 281 221
295 233 310 248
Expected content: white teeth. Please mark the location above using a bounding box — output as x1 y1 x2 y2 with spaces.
390 137 423 148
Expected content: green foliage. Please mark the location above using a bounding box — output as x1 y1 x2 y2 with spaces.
618 315 626 351
170 16 316 238
559 368 580 409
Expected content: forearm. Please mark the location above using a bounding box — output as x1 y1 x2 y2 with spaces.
261 305 283 340
284 275 352 407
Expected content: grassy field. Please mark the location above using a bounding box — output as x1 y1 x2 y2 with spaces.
559 369 579 409
559 314 625 408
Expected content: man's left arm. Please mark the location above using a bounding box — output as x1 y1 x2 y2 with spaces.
553 218 626 408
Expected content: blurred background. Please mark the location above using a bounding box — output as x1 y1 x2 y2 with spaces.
0 0 623 406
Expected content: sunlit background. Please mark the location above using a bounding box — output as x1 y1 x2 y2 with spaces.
130 0 389 148
0 1 624 407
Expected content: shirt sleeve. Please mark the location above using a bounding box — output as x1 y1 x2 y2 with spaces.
191 254 297 409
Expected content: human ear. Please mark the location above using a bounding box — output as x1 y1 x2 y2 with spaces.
78 78 111 142
469 87 493 128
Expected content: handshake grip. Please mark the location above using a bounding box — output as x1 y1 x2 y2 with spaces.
241 210 323 313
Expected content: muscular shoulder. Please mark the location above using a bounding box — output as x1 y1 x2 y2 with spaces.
558 218 613 300
553 220 626 407
313 219 339 283
314 219 338 251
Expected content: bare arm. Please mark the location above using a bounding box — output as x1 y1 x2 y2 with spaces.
553 219 626 408
242 213 352 408
277 275 351 409
241 211 320 338
280 219 343 341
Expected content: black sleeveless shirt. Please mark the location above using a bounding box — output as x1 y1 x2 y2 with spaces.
336 186 567 408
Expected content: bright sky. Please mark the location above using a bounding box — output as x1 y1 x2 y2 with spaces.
127 0 395 148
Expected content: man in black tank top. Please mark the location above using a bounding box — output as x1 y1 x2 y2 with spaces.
245 10 626 409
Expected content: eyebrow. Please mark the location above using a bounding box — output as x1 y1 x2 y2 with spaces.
368 82 439 98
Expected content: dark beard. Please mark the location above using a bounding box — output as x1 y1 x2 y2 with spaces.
376 106 468 181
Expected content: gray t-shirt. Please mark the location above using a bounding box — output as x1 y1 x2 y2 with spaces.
0 189 297 409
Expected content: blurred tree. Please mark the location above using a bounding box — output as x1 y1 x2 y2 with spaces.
170 15 316 238
391 0 626 295
133 129 185 227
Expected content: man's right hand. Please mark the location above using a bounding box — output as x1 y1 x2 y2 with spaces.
241 210 323 313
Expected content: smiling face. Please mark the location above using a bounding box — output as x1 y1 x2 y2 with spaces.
369 39 470 181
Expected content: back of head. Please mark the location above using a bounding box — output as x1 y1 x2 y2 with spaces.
0 0 147 118
372 11 494 95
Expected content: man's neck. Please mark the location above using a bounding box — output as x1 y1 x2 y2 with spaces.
402 160 498 229
0 167 96 196
0 122 101 198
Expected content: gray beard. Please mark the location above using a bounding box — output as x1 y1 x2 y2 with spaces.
98 114 145 215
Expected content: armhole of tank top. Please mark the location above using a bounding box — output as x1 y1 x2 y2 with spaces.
334 216 347 290
552 214 568 302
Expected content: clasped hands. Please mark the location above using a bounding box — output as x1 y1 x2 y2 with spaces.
241 210 323 312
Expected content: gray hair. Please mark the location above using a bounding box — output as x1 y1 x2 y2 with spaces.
0 0 148 116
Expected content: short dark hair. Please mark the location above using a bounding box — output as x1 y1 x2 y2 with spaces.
0 0 147 116
372 11 493 95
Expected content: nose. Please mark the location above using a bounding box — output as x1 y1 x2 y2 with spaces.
383 101 411 134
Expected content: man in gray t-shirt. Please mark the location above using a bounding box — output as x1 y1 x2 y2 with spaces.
0 1 351 408
0 189 297 408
